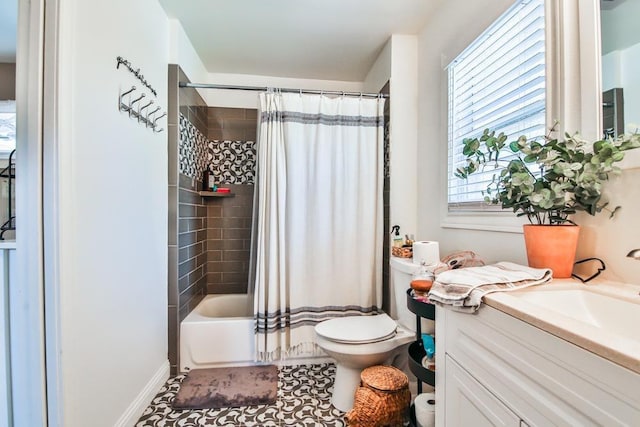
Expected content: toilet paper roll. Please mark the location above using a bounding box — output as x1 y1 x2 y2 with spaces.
412 241 440 266
414 392 436 427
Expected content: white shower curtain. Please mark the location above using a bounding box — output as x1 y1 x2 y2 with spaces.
253 91 385 361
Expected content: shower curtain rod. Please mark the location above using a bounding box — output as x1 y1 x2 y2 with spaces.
179 82 389 98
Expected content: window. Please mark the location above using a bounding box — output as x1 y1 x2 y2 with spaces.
447 0 545 210
0 101 16 158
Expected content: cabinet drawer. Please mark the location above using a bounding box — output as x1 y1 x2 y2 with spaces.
445 355 520 427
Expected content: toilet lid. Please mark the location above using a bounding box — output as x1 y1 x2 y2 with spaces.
315 314 397 344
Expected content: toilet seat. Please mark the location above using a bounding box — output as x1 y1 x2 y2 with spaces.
315 314 397 344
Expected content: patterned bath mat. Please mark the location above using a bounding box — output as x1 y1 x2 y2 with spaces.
172 365 278 410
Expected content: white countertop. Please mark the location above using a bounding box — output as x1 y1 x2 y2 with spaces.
484 278 640 375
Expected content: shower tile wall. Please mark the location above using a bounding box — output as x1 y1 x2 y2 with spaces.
176 84 209 319
205 107 257 294
177 171 207 320
167 64 209 374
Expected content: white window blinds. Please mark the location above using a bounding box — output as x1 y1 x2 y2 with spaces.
447 0 545 210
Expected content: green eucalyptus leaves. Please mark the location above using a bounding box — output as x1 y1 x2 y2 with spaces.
455 127 640 225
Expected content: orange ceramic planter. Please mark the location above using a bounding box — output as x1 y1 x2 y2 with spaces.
522 224 580 278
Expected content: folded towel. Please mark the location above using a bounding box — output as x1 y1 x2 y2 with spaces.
428 262 552 313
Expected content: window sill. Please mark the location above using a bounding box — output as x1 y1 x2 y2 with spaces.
441 210 527 234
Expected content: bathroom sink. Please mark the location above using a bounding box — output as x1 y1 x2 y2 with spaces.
507 288 640 341
483 281 640 374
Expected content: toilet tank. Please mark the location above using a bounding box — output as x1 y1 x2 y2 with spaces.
389 257 420 331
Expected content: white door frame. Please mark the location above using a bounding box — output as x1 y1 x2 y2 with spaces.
42 0 63 424
11 0 61 425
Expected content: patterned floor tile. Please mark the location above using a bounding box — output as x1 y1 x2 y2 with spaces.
136 363 346 427
314 399 344 422
197 407 244 426
315 420 347 427
239 403 281 426
283 420 321 427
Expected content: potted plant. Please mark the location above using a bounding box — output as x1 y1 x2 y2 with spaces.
455 124 640 277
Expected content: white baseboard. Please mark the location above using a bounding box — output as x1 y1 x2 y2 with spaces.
114 360 170 427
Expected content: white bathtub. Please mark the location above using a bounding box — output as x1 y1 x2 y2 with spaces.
180 294 255 371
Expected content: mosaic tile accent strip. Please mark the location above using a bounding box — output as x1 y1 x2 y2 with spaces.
179 113 209 181
181 111 381 184
208 140 256 185
136 363 346 427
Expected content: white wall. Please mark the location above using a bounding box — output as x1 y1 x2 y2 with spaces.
602 42 640 130
601 50 622 90
362 39 391 93
169 20 207 84
168 19 209 99
56 0 170 425
362 35 420 240
388 35 419 240
601 0 640 55
573 169 640 282
416 0 524 263
601 0 640 118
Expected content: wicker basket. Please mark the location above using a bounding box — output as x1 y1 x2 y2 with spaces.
345 366 411 427
391 246 412 258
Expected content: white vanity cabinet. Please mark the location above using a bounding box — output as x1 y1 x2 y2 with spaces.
435 305 640 427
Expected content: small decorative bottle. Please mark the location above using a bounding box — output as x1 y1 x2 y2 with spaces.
202 169 215 191
391 225 403 248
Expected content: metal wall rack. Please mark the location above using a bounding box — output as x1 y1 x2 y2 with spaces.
116 56 166 132
118 86 166 132
117 56 158 96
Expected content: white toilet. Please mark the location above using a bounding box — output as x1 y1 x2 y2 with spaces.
314 257 421 412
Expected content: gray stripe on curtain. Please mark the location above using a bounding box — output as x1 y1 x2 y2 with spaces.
256 305 380 332
260 111 383 127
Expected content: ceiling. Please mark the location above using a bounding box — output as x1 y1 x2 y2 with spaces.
0 0 17 62
158 0 442 82
0 0 438 76
1 1 621 79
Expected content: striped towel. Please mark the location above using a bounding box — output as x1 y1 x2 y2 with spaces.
428 262 552 313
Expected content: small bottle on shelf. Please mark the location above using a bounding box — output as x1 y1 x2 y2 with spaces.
202 169 215 191
421 334 436 370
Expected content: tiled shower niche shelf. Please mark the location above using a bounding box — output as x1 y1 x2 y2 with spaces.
198 191 235 198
